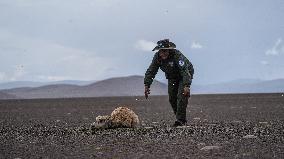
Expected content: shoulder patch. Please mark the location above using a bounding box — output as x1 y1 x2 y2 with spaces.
179 60 185 66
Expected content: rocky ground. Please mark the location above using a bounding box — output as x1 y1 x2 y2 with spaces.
0 93 284 158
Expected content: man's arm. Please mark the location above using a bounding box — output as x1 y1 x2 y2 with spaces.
144 53 160 87
144 53 160 98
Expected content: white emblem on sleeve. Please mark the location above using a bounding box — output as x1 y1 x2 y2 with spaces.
179 60 185 66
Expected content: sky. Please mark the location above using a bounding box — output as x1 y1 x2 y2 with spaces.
0 0 283 85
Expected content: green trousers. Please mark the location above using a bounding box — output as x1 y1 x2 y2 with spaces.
168 79 189 122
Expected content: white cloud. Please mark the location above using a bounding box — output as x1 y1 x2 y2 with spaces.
191 41 203 49
260 60 269 65
0 29 116 82
135 40 156 52
13 64 27 79
0 65 28 82
265 38 284 56
36 75 71 81
0 72 7 81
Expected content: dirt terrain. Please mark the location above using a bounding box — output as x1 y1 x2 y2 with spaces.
0 93 284 158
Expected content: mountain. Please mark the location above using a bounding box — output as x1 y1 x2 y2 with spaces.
0 80 94 90
192 79 284 94
1 76 167 99
2 84 82 99
1 76 283 99
0 81 45 90
80 75 167 97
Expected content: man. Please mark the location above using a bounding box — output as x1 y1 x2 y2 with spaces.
144 39 194 127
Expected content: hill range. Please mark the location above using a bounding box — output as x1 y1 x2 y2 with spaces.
0 75 283 99
0 76 167 99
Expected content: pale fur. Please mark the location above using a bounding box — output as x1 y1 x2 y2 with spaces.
93 106 140 129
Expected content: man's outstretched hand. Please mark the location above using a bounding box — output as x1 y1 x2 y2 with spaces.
145 86 150 99
183 86 191 97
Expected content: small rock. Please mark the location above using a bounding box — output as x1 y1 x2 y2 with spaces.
232 120 242 123
243 135 257 139
259 121 268 124
176 126 187 128
197 143 206 148
193 117 200 120
242 152 251 157
200 146 221 151
144 126 153 129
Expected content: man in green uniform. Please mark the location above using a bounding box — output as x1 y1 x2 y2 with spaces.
144 39 194 127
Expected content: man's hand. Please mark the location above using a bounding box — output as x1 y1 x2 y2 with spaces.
183 86 190 97
145 86 150 99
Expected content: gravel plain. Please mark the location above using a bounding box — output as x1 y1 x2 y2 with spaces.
0 93 284 159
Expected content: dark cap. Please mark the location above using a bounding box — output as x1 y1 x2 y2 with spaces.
152 39 176 51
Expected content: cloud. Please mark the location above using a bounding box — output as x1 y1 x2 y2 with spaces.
135 40 156 52
0 72 7 81
36 75 71 81
0 65 27 81
265 38 284 56
0 29 116 82
191 41 203 49
12 65 28 80
260 60 269 65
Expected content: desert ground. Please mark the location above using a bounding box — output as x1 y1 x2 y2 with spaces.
0 93 284 159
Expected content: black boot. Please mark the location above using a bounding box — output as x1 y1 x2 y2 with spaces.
172 120 186 127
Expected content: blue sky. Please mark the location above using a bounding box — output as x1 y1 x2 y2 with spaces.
0 0 283 84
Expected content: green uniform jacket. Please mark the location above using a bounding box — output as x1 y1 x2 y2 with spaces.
144 49 194 88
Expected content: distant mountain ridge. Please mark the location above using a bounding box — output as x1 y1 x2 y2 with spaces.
0 80 95 90
0 76 167 99
0 76 283 99
192 78 284 94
